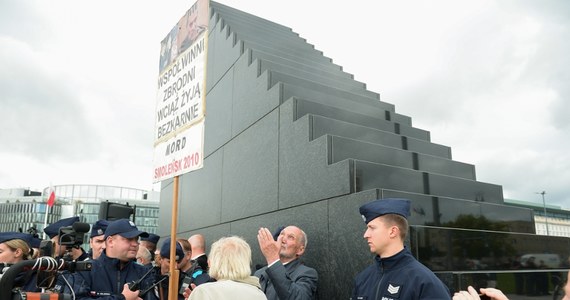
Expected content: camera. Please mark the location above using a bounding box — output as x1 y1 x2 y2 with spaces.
58 222 90 248
27 226 39 238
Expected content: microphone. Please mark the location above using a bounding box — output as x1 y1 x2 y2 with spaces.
72 222 91 233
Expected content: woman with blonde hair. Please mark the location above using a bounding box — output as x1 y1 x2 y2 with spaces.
0 232 39 291
187 236 266 299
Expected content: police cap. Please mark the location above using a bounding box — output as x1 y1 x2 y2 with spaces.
359 198 411 224
160 237 185 263
0 232 33 247
104 219 149 239
43 216 80 239
140 233 160 244
90 219 110 238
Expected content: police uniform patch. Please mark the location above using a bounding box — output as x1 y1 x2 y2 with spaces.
383 282 402 299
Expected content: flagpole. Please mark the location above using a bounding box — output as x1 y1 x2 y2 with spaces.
42 193 50 240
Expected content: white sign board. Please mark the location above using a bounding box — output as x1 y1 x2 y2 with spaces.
153 119 204 181
153 0 209 182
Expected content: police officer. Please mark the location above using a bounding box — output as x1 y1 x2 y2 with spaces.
68 219 159 300
89 219 109 260
140 233 160 254
0 232 40 292
43 216 89 261
351 198 451 300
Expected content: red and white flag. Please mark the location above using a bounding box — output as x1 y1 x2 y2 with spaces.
47 186 56 207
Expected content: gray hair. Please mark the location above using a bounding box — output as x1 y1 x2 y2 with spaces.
208 236 252 281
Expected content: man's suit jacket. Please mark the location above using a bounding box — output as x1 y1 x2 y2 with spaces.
193 254 208 272
254 258 318 300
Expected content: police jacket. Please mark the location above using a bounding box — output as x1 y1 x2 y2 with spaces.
351 248 450 300
68 251 158 300
14 270 40 292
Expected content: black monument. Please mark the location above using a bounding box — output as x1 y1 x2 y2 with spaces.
158 2 570 299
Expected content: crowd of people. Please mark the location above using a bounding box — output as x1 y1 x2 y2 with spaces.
1 198 563 299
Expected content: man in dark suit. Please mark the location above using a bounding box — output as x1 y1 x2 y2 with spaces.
254 225 318 300
188 234 209 272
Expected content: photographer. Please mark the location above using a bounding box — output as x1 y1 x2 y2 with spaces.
0 232 40 292
44 216 89 261
67 219 159 300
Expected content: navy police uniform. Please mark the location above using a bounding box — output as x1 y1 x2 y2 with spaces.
66 219 158 300
88 219 109 259
69 251 158 300
0 232 40 292
351 198 450 300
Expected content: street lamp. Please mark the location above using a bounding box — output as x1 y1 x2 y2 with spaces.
536 191 549 235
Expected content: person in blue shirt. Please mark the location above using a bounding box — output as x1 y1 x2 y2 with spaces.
351 198 451 300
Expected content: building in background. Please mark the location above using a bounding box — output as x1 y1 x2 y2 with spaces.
0 185 160 250
0 188 64 235
506 198 570 237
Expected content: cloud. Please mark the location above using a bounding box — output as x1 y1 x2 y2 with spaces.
0 37 100 161
1 0 568 207
0 0 51 46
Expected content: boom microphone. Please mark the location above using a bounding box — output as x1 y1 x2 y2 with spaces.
72 222 91 233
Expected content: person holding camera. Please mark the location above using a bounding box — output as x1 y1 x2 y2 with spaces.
0 232 40 292
67 218 159 300
44 216 89 261
254 225 318 300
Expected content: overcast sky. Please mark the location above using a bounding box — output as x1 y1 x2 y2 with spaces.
1 1 568 208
